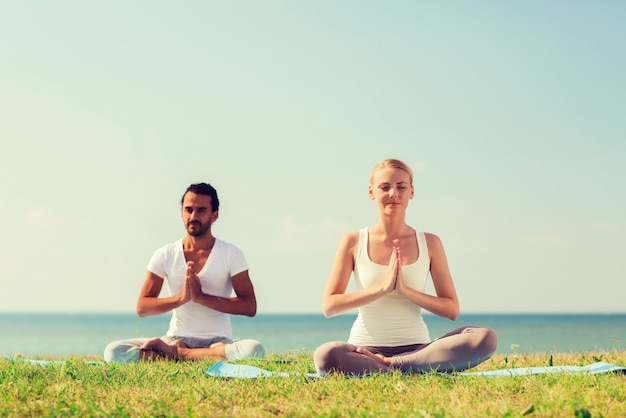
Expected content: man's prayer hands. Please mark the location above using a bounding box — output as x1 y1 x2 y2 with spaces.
187 261 204 302
179 261 204 305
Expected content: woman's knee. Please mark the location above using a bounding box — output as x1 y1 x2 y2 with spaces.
313 341 349 374
462 326 498 357
478 327 498 356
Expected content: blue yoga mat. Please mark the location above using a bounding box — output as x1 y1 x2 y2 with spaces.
204 361 626 379
3 357 105 366
464 361 626 377
205 361 321 378
6 357 624 378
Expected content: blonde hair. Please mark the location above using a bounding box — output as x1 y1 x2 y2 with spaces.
369 158 413 185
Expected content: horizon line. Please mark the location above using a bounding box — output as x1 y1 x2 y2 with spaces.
1 310 625 316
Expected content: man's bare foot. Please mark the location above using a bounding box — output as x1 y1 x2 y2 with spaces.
177 342 227 361
355 346 392 366
140 338 186 360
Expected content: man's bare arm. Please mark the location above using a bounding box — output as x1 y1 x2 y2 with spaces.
188 267 257 317
136 271 189 317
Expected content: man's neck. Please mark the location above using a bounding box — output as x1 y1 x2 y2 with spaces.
182 234 216 252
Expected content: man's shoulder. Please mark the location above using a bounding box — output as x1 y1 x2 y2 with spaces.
214 238 244 254
152 239 183 256
147 239 182 272
213 239 248 267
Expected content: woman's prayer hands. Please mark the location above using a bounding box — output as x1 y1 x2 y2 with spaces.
394 246 410 297
381 241 403 295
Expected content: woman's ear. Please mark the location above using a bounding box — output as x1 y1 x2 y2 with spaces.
368 185 375 200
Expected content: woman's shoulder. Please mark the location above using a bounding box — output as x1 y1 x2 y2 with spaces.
339 230 361 246
423 232 445 252
347 231 366 264
333 230 362 256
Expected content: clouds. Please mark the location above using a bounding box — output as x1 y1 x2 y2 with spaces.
513 234 574 250
23 207 54 228
588 221 623 235
5 206 67 243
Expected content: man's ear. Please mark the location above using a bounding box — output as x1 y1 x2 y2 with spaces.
212 211 219 222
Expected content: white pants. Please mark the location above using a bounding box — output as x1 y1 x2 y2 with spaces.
104 336 265 363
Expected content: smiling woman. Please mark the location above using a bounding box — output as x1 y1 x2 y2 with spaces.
313 158 498 376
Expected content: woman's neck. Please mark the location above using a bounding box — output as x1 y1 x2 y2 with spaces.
372 217 410 237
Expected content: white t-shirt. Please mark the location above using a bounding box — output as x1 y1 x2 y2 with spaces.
147 238 248 339
348 227 432 347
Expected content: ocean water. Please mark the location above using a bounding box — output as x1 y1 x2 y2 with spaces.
0 312 624 357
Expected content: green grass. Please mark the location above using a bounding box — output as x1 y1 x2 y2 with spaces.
1 351 624 417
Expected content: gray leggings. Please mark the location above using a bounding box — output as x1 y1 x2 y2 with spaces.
314 326 497 376
104 336 265 363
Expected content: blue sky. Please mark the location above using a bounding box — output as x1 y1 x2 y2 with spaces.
1 1 624 314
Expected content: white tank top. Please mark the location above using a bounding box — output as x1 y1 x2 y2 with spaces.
348 227 431 346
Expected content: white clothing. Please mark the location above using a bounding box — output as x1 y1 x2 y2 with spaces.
103 336 265 363
348 227 432 347
147 238 248 339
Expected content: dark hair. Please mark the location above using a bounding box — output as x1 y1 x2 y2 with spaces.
181 183 220 212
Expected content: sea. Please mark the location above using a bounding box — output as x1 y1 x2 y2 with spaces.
0 312 624 357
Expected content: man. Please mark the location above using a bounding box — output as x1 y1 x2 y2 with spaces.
104 183 265 362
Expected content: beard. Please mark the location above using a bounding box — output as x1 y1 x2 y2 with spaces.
187 220 211 237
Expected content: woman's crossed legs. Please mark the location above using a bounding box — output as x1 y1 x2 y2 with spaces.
314 326 497 376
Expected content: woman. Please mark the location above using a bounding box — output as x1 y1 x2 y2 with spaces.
313 159 497 376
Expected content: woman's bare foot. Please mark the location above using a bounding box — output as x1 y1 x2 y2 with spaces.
355 346 392 366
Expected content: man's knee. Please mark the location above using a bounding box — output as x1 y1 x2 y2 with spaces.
225 339 265 361
104 340 141 363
